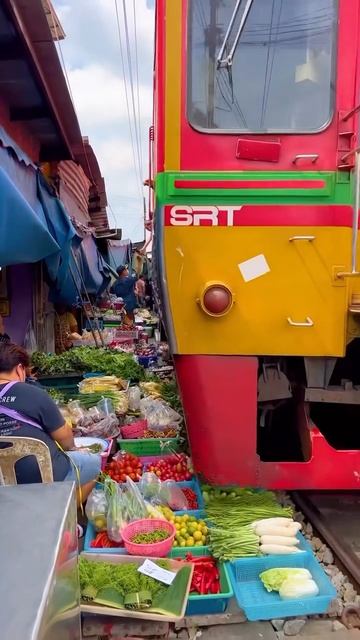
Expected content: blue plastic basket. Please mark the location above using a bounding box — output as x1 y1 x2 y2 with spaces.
83 522 127 554
171 547 233 615
137 355 158 368
171 478 205 512
228 551 336 621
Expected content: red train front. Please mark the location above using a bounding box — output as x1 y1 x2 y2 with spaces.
152 0 360 488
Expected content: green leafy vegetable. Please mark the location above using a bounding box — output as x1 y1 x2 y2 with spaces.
32 347 145 382
79 557 191 617
260 568 312 593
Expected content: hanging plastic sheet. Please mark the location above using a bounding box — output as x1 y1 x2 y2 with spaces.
0 126 34 167
107 239 132 270
79 234 115 296
0 162 59 267
37 173 80 283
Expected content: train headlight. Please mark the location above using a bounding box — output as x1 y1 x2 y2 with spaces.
198 283 234 317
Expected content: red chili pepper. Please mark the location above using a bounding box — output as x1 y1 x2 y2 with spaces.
182 488 198 509
91 532 119 549
188 556 220 595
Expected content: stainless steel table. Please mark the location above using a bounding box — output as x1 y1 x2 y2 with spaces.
0 482 81 640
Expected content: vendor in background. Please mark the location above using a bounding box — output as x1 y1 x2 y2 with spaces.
54 305 82 354
0 342 101 504
0 314 10 344
135 275 146 308
113 265 138 324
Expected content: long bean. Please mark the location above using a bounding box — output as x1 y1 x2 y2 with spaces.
209 526 259 560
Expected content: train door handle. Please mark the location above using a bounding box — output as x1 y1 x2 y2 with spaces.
287 317 314 327
292 154 319 165
289 236 316 242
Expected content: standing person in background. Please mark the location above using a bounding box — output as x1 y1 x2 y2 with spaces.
113 265 138 324
0 315 10 344
135 275 146 307
54 305 82 354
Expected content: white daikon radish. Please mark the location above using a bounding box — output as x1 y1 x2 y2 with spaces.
252 518 295 529
260 544 302 555
260 535 300 547
279 578 319 599
255 522 301 537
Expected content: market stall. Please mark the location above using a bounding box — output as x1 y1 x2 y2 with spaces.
28 344 337 628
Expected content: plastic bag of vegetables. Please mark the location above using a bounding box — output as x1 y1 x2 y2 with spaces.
128 386 141 411
139 397 182 428
105 478 126 543
123 476 148 522
85 488 107 532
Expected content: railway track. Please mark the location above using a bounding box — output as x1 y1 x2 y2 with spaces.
293 491 360 628
293 492 360 587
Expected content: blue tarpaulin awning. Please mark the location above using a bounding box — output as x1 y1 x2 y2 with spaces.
0 164 60 267
0 129 112 303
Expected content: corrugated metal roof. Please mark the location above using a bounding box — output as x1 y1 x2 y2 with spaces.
58 160 90 218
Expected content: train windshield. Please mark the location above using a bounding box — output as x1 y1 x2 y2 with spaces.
188 0 337 133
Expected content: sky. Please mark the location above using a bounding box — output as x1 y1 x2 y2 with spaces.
53 0 155 241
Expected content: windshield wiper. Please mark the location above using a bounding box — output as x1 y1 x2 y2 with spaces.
216 0 254 70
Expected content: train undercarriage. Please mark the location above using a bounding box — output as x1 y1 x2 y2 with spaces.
174 345 360 490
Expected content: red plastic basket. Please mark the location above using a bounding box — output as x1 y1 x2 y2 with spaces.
122 518 176 557
121 419 147 439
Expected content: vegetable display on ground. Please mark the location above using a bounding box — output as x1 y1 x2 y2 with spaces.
260 568 319 599
79 557 192 616
32 347 144 382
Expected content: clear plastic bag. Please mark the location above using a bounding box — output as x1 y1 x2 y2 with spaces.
123 476 147 522
85 488 107 532
138 472 189 510
138 472 162 501
159 480 189 511
85 414 119 438
67 400 87 426
128 386 141 412
105 478 125 543
139 397 182 428
97 397 114 415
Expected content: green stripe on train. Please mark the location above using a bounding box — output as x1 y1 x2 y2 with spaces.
155 171 352 205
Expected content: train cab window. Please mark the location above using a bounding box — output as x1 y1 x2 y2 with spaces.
188 0 337 133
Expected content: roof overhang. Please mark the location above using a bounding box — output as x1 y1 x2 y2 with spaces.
0 0 83 161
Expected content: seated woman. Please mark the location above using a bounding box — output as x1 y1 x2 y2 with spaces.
0 342 100 504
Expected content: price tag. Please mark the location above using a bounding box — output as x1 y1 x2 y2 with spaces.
138 559 176 585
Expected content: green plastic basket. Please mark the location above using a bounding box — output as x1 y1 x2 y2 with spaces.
118 437 180 455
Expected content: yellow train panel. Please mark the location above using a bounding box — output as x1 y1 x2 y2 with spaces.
164 226 350 356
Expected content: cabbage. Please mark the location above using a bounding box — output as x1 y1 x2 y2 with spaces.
279 578 319 600
260 568 311 592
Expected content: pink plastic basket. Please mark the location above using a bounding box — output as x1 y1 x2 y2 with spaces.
122 518 176 557
121 419 147 439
